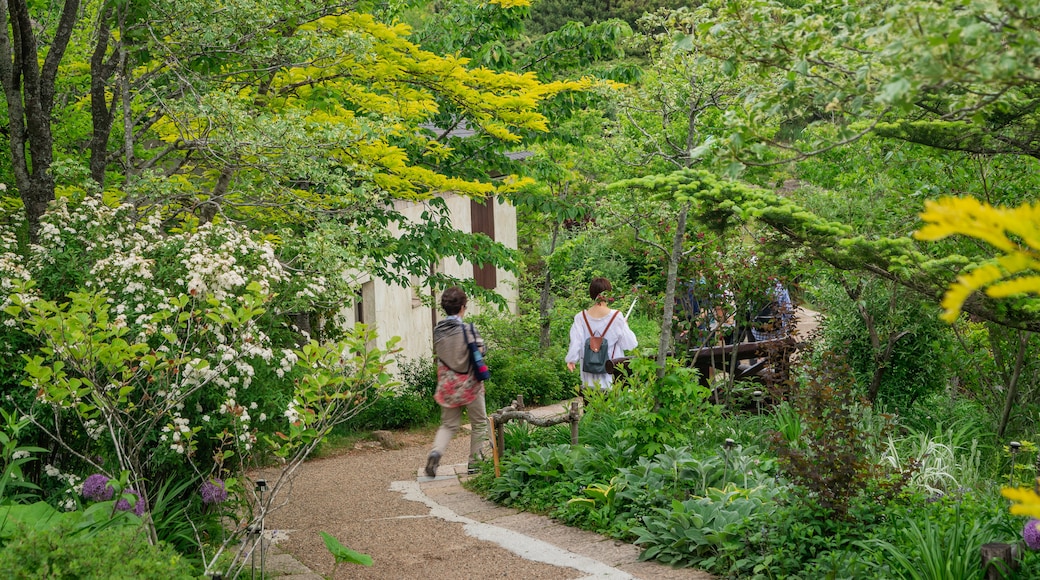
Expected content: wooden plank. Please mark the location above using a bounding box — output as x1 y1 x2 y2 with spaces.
691 337 799 388
688 337 796 363
609 337 801 386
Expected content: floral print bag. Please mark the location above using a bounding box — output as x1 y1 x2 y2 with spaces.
434 361 483 407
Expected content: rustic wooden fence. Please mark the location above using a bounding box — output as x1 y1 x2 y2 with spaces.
488 395 581 477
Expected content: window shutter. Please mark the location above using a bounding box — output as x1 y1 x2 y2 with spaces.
470 198 497 289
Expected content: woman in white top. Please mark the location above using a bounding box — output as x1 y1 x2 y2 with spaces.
566 277 638 391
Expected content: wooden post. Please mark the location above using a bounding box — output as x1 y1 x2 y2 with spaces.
515 395 524 410
490 416 501 478
981 542 1018 580
496 416 506 462
569 400 579 445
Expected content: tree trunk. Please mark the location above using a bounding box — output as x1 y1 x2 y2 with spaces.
0 0 83 240
842 278 908 404
656 201 690 378
89 3 121 188
996 330 1029 438
538 223 559 350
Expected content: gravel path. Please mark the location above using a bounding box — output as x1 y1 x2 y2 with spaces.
261 429 584 579
260 425 714 580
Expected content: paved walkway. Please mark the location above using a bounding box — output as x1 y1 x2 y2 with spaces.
261 402 714 580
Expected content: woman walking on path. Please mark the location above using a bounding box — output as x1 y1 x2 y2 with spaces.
566 277 638 392
425 286 489 477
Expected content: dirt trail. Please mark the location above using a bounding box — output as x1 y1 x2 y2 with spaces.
262 430 583 579
261 426 712 580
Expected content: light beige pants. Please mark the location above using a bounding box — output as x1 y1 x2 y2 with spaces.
431 394 488 460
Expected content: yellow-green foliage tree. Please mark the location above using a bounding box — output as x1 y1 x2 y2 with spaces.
0 0 595 309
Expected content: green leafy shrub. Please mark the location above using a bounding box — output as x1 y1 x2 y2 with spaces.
345 357 439 431
565 478 625 533
740 492 889 579
814 278 952 413
483 347 576 410
631 484 780 571
348 389 436 431
397 356 438 400
0 521 197 579
486 444 586 511
585 357 713 456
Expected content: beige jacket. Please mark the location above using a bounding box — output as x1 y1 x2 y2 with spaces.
434 318 484 374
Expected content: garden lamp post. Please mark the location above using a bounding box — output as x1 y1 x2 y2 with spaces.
752 390 764 415
252 479 268 580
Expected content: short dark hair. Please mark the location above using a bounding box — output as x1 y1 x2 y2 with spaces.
441 286 468 315
589 277 612 301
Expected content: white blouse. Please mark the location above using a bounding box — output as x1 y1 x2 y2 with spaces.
565 309 638 389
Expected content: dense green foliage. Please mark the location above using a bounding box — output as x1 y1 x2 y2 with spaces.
0 522 197 579
469 353 1040 578
351 357 440 431
527 0 686 33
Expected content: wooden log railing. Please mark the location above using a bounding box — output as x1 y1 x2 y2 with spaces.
689 336 800 388
488 395 581 477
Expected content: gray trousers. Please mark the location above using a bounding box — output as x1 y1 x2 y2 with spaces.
431 394 488 460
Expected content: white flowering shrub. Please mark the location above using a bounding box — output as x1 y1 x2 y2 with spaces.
0 193 398 576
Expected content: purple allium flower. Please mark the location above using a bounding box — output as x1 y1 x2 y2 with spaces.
81 474 114 501
200 478 228 505
115 488 146 516
1025 519 1040 550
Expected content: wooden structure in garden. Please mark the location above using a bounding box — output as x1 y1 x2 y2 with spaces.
488 395 581 476
688 336 800 388
608 335 801 389
981 542 1022 579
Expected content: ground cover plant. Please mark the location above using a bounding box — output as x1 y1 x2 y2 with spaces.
470 347 1040 578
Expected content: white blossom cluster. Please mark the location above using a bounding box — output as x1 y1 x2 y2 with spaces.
82 418 105 441
44 464 83 510
284 398 301 423
160 415 195 455
0 194 325 477
295 275 328 301
180 223 283 301
0 228 31 332
276 349 298 379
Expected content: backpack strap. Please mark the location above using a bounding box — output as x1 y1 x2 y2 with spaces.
464 323 481 347
602 310 620 335
581 310 594 336
583 309 621 337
